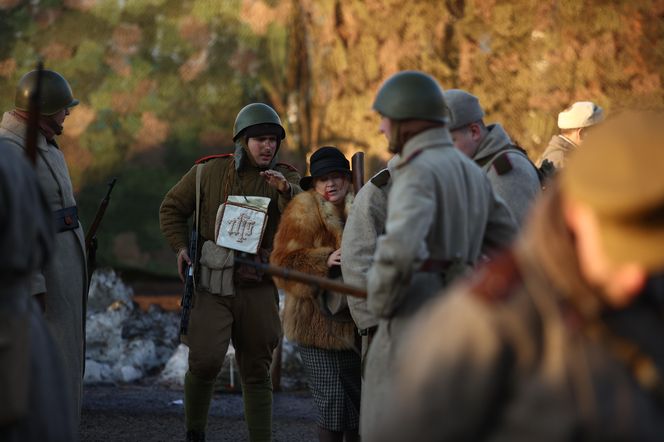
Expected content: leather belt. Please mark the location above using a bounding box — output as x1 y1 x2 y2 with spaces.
419 258 452 273
54 206 79 233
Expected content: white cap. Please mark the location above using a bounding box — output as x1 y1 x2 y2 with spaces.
558 101 604 129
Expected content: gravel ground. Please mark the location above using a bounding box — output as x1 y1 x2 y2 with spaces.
81 383 317 442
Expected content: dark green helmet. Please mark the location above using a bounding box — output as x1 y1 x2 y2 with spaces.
15 70 79 116
372 70 449 124
232 103 286 141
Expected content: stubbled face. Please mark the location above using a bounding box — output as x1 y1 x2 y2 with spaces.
51 107 70 126
313 172 350 204
247 135 278 167
450 123 481 158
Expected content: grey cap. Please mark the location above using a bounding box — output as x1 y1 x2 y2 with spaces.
443 89 485 131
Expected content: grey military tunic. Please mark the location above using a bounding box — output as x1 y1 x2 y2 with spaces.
0 111 88 427
360 127 517 437
473 123 540 226
0 143 76 441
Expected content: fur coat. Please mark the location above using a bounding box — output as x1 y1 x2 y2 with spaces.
270 189 356 350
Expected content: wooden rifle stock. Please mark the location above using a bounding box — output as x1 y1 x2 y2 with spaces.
351 151 365 194
235 256 367 298
85 177 118 252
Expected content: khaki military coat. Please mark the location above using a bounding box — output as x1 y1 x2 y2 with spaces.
0 111 87 427
0 143 75 441
361 127 517 437
473 123 540 226
368 188 664 442
271 190 356 350
537 134 576 169
159 155 301 256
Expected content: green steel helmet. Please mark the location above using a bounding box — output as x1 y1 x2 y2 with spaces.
372 70 449 124
15 70 79 116
232 103 286 141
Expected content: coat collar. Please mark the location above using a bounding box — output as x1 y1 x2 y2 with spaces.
1 111 50 152
473 123 513 163
397 126 453 169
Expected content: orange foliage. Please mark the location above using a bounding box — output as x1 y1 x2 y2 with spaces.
41 42 74 62
111 23 143 56
179 49 209 82
0 58 16 78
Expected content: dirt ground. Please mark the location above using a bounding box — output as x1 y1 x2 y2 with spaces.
80 383 317 442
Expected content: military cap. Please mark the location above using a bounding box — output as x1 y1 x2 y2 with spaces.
561 111 664 271
558 101 604 129
15 70 79 116
233 103 285 141
443 89 485 131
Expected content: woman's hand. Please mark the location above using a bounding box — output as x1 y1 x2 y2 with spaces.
260 169 291 194
327 248 342 267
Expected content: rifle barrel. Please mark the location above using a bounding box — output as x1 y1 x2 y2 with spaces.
235 256 367 298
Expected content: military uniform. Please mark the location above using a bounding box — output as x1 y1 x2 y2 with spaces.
367 111 664 442
444 90 540 225
361 126 518 436
159 103 301 442
0 143 76 441
340 159 395 361
0 70 87 429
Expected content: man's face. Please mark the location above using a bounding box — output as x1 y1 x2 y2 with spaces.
379 116 392 141
450 123 482 158
52 107 70 126
247 135 278 167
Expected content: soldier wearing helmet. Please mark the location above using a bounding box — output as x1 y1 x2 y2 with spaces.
360 71 517 438
0 69 87 431
159 103 301 442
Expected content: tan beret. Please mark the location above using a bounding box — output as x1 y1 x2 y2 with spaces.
558 101 604 129
561 111 664 271
443 89 485 131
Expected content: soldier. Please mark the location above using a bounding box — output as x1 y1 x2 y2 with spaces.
368 111 664 441
443 89 541 226
159 103 301 442
360 71 517 438
537 101 604 169
0 141 76 442
0 69 88 430
341 155 399 362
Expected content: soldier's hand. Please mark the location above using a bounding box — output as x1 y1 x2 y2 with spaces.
177 248 192 282
327 249 342 267
261 169 291 194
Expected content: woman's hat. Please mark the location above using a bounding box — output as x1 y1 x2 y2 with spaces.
300 146 351 190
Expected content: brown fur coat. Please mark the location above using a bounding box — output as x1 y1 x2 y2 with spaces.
270 189 356 350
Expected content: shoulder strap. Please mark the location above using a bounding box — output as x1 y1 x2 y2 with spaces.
370 168 391 188
195 164 203 233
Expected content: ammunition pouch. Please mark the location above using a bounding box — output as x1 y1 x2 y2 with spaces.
53 206 79 233
198 240 234 296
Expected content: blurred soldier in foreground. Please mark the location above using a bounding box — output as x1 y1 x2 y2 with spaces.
444 89 541 226
0 142 76 441
0 70 87 429
537 101 604 169
341 155 398 362
160 103 301 441
369 111 664 441
360 71 517 438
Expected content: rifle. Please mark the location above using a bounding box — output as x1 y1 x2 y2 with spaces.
179 228 198 335
85 177 118 281
234 255 367 298
25 61 44 165
351 151 365 194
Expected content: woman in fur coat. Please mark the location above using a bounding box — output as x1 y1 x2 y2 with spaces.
271 146 360 442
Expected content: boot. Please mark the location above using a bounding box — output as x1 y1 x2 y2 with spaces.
185 430 206 442
184 371 215 437
242 380 273 441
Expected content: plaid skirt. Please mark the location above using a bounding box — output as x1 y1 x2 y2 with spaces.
298 346 362 431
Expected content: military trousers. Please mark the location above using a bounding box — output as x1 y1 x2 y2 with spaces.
185 280 282 384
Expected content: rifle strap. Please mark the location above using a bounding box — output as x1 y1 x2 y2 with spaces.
193 163 204 288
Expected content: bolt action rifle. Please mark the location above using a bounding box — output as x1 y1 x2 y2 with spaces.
179 227 198 335
85 177 118 286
